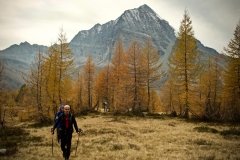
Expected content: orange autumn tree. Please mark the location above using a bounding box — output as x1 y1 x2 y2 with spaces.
199 57 222 120
73 70 84 112
142 39 163 112
110 40 130 112
126 41 145 113
83 56 95 111
40 29 74 114
26 50 45 121
168 10 199 118
222 21 240 121
94 66 111 111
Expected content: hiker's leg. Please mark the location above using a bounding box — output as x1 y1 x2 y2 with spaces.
61 134 67 158
66 133 72 159
57 128 60 143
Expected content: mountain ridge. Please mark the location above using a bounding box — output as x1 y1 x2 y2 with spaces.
0 4 221 90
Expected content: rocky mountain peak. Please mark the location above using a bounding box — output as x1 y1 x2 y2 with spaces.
20 41 31 46
0 4 221 90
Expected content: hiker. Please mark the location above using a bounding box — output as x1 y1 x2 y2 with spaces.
54 104 64 143
103 101 108 112
51 105 82 160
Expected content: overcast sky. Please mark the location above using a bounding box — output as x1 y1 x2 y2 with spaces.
0 0 239 53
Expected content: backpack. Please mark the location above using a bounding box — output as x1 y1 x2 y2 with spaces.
55 111 64 128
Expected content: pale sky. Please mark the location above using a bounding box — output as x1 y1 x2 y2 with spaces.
0 0 239 53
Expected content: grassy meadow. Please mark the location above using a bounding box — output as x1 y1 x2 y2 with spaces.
1 114 240 160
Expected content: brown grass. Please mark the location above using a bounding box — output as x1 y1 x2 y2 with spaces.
1 115 240 160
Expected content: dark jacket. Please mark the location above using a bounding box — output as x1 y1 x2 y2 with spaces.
54 111 63 128
53 113 79 133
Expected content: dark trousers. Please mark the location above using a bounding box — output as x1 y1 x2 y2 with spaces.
60 130 73 159
57 128 61 143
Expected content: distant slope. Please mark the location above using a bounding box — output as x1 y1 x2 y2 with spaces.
0 42 48 89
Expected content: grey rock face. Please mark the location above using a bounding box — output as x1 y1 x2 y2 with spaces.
70 4 176 67
0 42 48 89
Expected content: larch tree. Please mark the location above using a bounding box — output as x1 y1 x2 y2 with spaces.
161 77 176 114
199 57 222 120
83 56 95 110
26 50 45 121
75 71 84 112
43 46 60 113
142 39 163 112
44 29 74 113
0 61 3 86
168 10 199 118
223 21 240 121
53 29 74 104
95 67 110 111
0 61 4 123
111 40 129 112
126 41 145 112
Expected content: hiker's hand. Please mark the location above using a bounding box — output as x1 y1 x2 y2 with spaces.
51 128 54 134
77 128 83 134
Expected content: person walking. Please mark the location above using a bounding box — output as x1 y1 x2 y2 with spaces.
54 104 64 143
51 105 82 160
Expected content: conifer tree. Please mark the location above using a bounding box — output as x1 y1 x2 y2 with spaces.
75 71 84 112
53 29 74 104
223 21 240 121
199 57 222 120
111 40 129 112
0 61 4 123
168 10 199 118
126 41 145 112
83 56 95 110
142 39 163 112
43 29 74 113
26 50 45 120
95 67 110 111
43 47 59 113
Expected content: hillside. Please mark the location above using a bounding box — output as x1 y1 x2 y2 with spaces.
1 115 239 160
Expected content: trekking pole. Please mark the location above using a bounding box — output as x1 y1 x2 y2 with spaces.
51 133 54 156
75 132 80 156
